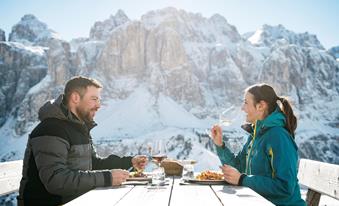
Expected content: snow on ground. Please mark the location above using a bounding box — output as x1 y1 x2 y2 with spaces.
92 87 213 139
0 118 33 161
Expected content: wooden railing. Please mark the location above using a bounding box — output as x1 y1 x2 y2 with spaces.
298 158 339 206
0 160 22 196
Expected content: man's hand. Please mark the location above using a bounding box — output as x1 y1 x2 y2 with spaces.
220 164 241 185
111 169 129 186
131 155 148 171
211 125 223 146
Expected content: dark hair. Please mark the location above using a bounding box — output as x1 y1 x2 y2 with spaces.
246 83 297 138
64 76 102 104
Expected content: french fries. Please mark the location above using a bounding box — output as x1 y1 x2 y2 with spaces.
196 170 224 180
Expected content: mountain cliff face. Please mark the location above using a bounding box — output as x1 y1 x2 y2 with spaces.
0 42 47 127
0 8 338 165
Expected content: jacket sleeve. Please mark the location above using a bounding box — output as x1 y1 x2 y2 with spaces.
30 136 112 196
215 136 251 173
242 129 298 198
90 140 133 170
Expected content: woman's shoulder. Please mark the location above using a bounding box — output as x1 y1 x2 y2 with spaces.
266 126 289 135
263 126 294 144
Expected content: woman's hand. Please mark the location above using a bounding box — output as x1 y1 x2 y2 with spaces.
220 164 241 185
211 125 223 146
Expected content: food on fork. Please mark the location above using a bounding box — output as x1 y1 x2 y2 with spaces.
196 170 224 180
129 170 147 178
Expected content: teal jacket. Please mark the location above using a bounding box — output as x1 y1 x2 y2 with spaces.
216 108 306 206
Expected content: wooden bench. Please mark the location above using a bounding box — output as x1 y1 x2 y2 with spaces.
298 158 339 206
0 160 23 196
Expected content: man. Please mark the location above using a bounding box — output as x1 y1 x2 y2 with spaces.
18 76 147 205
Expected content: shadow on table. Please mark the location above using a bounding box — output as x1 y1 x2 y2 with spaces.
219 186 257 198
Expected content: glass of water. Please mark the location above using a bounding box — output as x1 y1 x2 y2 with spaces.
152 167 165 186
182 160 194 180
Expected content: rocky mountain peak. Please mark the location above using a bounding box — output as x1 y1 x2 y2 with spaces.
141 7 201 28
21 14 37 21
89 10 130 40
114 9 129 24
248 24 324 49
209 13 228 24
8 14 60 46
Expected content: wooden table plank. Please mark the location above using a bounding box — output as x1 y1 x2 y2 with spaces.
114 178 173 206
170 178 223 206
65 186 134 206
212 185 274 205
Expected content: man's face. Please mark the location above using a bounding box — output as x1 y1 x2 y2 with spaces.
76 86 101 122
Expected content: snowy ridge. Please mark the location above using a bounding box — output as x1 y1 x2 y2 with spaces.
248 24 324 49
9 14 61 46
89 10 130 40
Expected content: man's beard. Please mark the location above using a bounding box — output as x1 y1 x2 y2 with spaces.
76 107 95 123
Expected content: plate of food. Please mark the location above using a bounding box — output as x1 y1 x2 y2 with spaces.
186 170 227 185
127 171 152 182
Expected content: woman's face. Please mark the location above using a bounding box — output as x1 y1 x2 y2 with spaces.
241 92 262 124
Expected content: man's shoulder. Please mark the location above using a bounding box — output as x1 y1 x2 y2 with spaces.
30 118 69 140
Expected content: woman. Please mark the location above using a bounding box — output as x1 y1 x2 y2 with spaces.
211 83 305 206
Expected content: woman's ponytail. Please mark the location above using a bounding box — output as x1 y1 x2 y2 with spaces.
279 97 297 138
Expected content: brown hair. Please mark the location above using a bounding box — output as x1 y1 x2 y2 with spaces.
64 76 102 104
246 83 297 138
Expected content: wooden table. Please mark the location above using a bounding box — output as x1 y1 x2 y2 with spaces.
66 177 273 206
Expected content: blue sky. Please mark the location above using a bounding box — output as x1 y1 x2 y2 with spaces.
1 0 338 49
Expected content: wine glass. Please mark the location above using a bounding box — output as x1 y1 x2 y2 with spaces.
218 106 235 127
206 105 237 137
151 140 167 167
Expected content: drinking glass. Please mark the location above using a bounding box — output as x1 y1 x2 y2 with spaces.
151 140 167 186
206 106 237 137
151 140 167 167
181 160 195 180
152 167 165 186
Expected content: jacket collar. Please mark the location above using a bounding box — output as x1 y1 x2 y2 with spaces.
241 107 286 137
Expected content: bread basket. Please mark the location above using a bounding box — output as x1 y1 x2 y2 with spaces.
160 159 183 176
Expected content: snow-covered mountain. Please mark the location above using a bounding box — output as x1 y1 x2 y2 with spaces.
8 14 61 46
0 8 338 169
247 24 324 49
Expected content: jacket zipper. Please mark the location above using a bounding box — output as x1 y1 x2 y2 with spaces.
246 120 257 175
